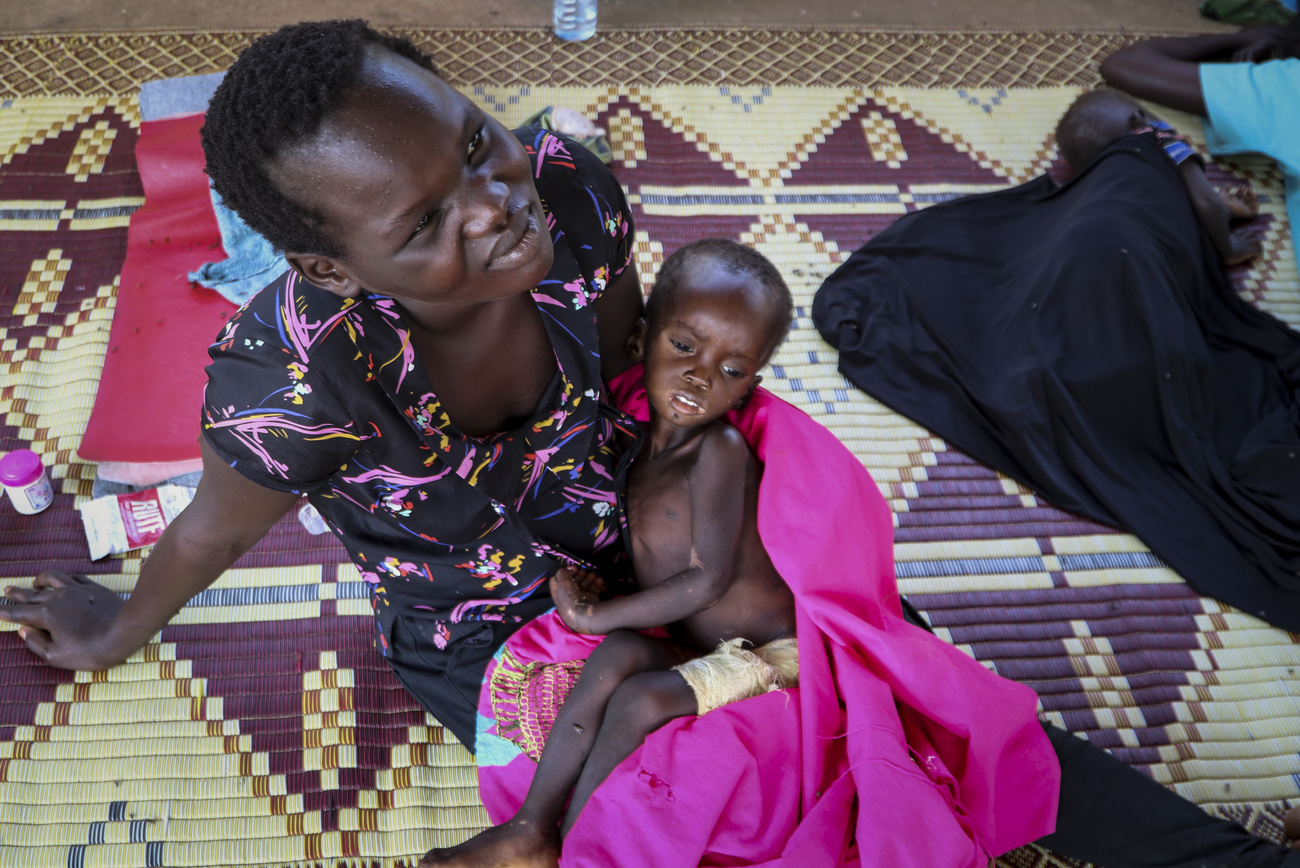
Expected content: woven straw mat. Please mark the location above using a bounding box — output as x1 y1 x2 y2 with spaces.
0 27 1297 868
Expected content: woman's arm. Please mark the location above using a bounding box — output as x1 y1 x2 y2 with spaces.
0 437 299 669
1099 29 1286 116
593 264 643 381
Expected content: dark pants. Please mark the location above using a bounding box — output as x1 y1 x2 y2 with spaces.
386 594 556 749
1040 723 1299 868
903 600 1298 867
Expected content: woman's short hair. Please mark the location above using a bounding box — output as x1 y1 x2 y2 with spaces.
200 19 436 257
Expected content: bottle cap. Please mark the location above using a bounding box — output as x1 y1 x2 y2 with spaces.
0 450 44 488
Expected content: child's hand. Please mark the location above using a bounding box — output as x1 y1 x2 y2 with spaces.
1218 186 1259 221
1223 227 1262 266
549 566 606 634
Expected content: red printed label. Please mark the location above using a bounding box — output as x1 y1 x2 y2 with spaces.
118 490 169 548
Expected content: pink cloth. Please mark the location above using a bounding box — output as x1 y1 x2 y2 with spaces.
476 367 1059 867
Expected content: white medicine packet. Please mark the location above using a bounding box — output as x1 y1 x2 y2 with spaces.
78 485 195 560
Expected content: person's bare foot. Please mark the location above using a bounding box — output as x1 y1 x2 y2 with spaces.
419 818 559 868
1223 227 1262 266
1219 186 1259 221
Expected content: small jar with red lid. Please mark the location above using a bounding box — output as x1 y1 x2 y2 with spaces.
0 449 54 515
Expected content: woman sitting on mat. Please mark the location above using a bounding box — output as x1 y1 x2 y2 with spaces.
3 18 644 754
4 19 1300 868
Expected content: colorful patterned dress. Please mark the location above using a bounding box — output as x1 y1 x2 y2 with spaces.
201 129 638 746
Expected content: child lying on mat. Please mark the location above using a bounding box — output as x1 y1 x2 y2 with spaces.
1054 90 1261 265
423 238 796 868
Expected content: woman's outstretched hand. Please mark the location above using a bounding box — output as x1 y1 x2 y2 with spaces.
549 565 606 634
0 441 300 673
1 571 127 670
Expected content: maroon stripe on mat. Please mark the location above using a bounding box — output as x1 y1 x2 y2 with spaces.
914 479 1012 496
1038 684 1191 710
988 649 1203 681
912 584 1203 611
924 600 1204 626
901 494 1032 512
896 522 1110 542
1027 670 1201 696
897 505 1089 526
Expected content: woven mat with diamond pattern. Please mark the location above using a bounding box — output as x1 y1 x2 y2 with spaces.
1 27 1298 868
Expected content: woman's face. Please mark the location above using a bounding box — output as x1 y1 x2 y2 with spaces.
272 49 554 315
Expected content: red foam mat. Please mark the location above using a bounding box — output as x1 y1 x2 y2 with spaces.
78 112 236 463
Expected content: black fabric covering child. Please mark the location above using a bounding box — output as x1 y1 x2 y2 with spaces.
1055 89 1261 264
813 131 1300 631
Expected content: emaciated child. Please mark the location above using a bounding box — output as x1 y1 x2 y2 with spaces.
423 238 796 868
1054 89 1261 265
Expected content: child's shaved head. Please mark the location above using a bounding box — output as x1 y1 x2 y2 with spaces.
647 239 794 358
1055 90 1151 172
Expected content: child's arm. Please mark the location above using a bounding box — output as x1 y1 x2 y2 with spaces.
1179 160 1260 265
553 427 751 635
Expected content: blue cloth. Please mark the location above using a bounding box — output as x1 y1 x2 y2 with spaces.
188 187 290 307
138 71 287 305
138 71 224 122
1200 58 1300 264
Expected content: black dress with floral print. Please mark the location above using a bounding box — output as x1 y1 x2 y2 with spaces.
203 130 638 744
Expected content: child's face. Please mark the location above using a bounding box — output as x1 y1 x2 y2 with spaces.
642 259 779 428
271 49 554 311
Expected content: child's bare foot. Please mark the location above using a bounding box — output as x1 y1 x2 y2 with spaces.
1218 186 1259 220
419 819 559 868
1223 227 1262 266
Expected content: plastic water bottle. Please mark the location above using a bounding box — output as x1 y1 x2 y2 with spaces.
553 0 597 41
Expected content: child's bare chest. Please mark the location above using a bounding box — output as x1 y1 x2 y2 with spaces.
625 454 699 589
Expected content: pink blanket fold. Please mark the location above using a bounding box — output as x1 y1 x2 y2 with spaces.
476 367 1059 867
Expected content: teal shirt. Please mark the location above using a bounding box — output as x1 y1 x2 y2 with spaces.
1200 59 1300 265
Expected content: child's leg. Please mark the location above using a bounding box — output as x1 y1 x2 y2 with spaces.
561 669 699 837
420 631 687 868
516 631 689 828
